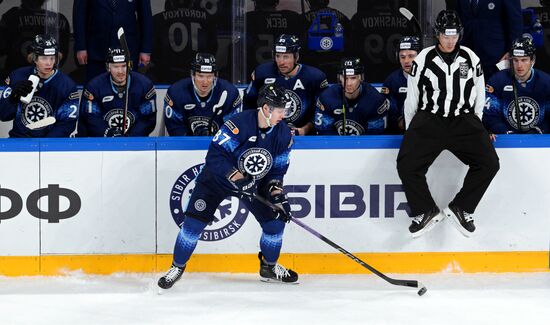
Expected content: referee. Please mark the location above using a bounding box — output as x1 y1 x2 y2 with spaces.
396 10 500 238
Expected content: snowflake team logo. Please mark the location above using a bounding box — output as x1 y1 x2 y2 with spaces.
105 109 135 131
334 119 365 135
21 96 52 128
506 96 540 130
320 37 334 50
238 148 273 179
284 90 302 123
169 164 250 242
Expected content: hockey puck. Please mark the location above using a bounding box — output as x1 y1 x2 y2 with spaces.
417 286 428 296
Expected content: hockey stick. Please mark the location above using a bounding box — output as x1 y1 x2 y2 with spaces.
399 7 422 42
341 71 347 135
207 90 228 135
117 27 131 135
241 191 428 296
27 116 56 130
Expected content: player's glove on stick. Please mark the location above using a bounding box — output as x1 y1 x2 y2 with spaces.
270 193 292 222
233 174 256 199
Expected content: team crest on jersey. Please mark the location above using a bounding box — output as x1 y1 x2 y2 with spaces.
284 89 302 123
334 119 365 135
189 116 219 134
506 96 540 130
105 109 135 131
238 148 273 179
459 63 470 79
21 96 53 129
169 164 250 241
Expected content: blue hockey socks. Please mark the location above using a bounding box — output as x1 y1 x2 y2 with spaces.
173 217 207 267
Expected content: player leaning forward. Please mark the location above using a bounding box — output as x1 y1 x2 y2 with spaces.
159 84 298 289
396 10 500 238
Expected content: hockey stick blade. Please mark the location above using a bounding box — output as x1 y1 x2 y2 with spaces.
213 90 228 113
242 191 428 295
27 116 56 130
399 7 422 37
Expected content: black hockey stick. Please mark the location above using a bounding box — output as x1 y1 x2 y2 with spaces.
117 27 131 135
399 7 422 42
341 70 347 135
510 62 523 133
241 191 428 296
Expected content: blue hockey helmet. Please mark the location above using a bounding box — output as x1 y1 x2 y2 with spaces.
273 34 301 55
397 36 421 54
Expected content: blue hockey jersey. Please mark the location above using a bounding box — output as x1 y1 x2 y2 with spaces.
314 82 389 135
484 69 550 134
164 78 241 136
79 71 156 137
382 69 408 134
243 62 328 128
202 109 293 192
0 66 79 138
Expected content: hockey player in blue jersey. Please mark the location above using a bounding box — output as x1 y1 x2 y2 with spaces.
158 84 298 289
78 48 156 137
244 34 328 135
382 36 421 134
484 34 550 134
314 58 389 135
0 34 79 138
164 53 241 136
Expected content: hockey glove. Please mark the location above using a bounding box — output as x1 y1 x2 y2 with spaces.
9 80 33 103
270 193 292 222
105 127 125 137
233 174 256 199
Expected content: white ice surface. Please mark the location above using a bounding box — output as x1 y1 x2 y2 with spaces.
0 272 549 325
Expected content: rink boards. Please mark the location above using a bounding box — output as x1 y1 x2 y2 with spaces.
0 136 549 276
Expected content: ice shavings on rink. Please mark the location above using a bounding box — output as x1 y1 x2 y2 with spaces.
0 272 549 325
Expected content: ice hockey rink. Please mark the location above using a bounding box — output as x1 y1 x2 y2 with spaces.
1 272 549 325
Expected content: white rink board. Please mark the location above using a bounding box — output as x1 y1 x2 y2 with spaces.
1 137 549 257
0 151 40 255
39 150 156 254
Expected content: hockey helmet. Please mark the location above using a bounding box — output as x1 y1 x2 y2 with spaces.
397 36 421 54
31 34 58 56
273 34 301 55
339 57 364 76
434 10 463 38
190 53 217 74
106 48 128 64
510 34 536 58
257 84 291 110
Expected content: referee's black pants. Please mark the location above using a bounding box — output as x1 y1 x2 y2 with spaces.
396 111 500 216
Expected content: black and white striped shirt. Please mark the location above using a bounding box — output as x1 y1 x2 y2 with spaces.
404 45 485 128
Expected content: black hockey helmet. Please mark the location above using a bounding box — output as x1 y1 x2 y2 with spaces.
165 0 195 10
339 57 364 76
31 34 58 56
397 36 421 54
106 48 128 64
306 0 329 10
273 34 301 55
190 52 217 74
434 10 463 38
257 84 291 110
510 34 536 59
